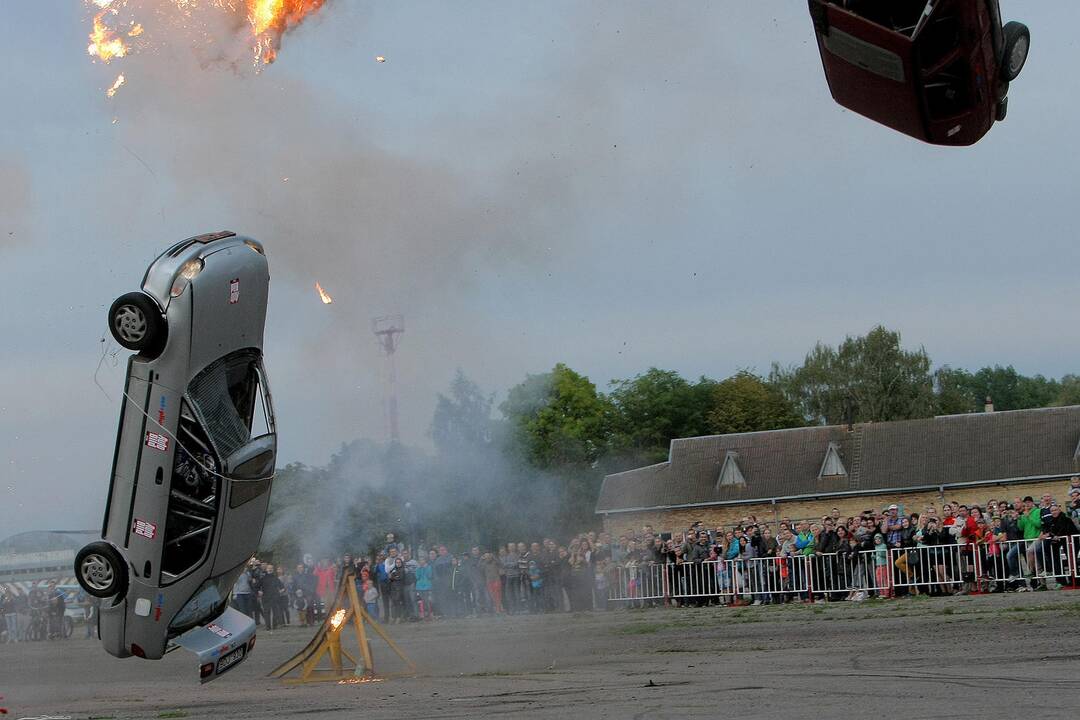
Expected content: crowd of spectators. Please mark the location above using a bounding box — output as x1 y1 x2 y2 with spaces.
231 480 1080 629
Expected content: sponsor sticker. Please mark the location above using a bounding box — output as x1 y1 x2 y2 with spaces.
145 431 169 452
207 623 232 639
133 518 157 540
158 395 167 426
229 278 240 304
154 592 164 622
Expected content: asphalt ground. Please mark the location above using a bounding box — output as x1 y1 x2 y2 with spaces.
5 591 1080 719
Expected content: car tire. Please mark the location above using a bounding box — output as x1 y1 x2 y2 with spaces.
996 96 1008 122
108 292 167 358
75 542 128 599
1000 21 1030 81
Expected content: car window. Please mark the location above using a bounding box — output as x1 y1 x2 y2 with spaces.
924 58 973 118
187 349 262 460
167 571 236 635
162 400 220 578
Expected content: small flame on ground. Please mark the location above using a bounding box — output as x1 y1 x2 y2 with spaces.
375 55 385 63
329 608 346 629
106 74 126 98
88 12 129 63
315 282 333 304
338 676 384 685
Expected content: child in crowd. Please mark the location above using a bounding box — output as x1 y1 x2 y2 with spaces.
873 534 892 598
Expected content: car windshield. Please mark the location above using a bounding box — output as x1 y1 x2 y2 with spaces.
187 349 262 460
167 571 237 636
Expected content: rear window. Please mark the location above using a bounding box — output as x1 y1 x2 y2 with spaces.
187 349 262 460
168 570 237 635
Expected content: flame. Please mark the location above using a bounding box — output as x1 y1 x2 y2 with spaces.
338 676 384 685
106 73 126 98
329 608 347 629
315 282 333 304
128 23 143 37
375 55 386 63
88 12 129 63
246 0 327 66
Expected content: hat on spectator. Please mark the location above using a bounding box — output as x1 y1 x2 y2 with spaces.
888 504 898 510
1070 488 1080 496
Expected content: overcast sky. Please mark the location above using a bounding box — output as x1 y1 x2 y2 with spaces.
2 2 1077 537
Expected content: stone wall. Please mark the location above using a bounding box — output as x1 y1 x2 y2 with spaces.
600 478 1071 537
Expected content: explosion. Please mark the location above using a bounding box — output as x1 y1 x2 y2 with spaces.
84 0 328 90
87 11 129 63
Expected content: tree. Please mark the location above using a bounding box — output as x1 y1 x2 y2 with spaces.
1055 374 1080 407
934 366 978 415
707 371 804 434
500 364 611 533
607 368 716 464
771 325 935 424
500 363 611 469
430 369 495 453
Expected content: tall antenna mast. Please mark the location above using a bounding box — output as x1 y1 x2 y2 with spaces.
372 314 405 443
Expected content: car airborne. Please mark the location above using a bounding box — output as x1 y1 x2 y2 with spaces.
74 231 276 682
809 0 1029 145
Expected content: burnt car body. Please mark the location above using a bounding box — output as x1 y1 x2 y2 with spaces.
74 231 275 680
809 0 1029 145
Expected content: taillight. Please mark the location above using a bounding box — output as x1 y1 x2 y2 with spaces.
200 662 215 679
248 635 257 652
130 643 146 658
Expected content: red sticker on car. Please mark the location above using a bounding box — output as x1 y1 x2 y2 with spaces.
207 623 232 639
145 431 169 452
229 278 240 304
133 519 157 539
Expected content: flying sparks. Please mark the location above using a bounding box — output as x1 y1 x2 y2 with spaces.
315 282 333 304
88 12 129 63
84 0 330 93
106 73 126 98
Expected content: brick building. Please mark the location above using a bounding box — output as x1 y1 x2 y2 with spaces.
595 405 1080 536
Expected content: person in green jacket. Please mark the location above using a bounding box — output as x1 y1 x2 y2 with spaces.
1016 496 1044 587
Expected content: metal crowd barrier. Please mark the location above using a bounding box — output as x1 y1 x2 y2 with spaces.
606 535 1080 605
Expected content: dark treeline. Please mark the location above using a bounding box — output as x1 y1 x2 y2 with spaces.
264 325 1078 559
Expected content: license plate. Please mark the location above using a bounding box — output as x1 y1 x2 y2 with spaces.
216 645 246 675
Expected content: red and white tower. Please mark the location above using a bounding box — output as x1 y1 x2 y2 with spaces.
372 314 405 443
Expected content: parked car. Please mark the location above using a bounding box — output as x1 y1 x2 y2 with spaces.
74 231 275 682
808 0 1029 145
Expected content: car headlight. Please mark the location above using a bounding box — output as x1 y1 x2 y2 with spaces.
170 258 205 297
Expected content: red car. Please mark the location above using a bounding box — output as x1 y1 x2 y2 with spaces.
809 0 1029 145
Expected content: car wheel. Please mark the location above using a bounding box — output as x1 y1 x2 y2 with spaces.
108 292 167 358
1000 22 1030 81
996 96 1008 122
75 542 128 599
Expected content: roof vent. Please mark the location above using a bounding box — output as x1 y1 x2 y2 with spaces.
717 450 747 489
818 441 848 480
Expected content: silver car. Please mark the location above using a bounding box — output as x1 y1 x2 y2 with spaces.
74 231 275 681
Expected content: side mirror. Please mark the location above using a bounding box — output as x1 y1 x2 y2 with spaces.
224 434 276 481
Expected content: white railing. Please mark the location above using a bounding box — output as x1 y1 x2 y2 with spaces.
607 535 1080 605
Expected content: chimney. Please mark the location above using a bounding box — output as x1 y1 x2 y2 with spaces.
984 395 994 413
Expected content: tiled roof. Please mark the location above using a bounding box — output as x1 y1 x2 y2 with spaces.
596 406 1080 513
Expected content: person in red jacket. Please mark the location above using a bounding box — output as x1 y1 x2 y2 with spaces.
313 558 337 620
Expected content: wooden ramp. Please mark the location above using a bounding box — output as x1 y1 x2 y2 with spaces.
268 569 416 684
